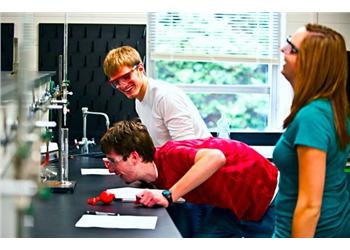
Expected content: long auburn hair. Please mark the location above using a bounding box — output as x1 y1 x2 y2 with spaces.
283 23 349 149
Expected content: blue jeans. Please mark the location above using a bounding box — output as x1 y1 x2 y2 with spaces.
167 201 275 238
167 202 209 237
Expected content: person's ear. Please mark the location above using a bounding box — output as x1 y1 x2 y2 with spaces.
137 64 144 73
130 151 140 160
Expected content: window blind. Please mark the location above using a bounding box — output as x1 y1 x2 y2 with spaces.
148 12 281 64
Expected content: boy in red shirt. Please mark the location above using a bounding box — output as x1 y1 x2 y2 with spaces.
100 120 278 237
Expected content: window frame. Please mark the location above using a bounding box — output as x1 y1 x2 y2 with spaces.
146 12 283 132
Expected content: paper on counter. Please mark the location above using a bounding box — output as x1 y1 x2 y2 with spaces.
75 214 157 229
107 187 185 203
107 187 162 202
81 168 115 175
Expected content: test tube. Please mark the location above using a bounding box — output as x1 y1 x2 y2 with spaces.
60 128 69 181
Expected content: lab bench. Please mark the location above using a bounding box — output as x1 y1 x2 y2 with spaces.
23 146 350 238
26 156 181 238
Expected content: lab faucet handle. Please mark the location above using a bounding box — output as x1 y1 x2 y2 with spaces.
74 139 81 149
90 138 96 145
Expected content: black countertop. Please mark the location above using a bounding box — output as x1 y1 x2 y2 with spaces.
28 156 181 238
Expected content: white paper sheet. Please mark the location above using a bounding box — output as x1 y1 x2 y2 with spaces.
106 187 158 201
75 214 157 229
107 187 186 203
81 168 115 175
107 187 165 202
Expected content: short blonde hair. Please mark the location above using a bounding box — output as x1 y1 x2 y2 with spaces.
103 46 142 78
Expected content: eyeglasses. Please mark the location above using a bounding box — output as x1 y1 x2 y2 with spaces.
102 156 123 175
106 156 123 165
108 64 140 89
282 36 299 55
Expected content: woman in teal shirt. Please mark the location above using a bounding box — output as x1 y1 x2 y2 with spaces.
273 23 350 237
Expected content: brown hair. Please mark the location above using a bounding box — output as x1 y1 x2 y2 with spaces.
103 46 142 78
100 120 155 162
283 23 349 149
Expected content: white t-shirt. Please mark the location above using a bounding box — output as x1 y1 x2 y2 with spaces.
136 78 212 146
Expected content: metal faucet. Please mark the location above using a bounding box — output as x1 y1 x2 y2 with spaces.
76 107 110 154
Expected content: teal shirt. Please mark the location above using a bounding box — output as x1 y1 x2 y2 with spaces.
273 99 350 237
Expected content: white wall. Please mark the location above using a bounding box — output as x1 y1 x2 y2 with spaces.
276 12 350 130
285 12 350 48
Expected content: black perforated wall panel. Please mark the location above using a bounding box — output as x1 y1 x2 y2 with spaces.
39 23 145 143
1 23 14 71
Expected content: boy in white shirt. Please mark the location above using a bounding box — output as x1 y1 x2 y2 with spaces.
103 46 211 147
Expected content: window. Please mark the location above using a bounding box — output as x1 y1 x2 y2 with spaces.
147 12 281 132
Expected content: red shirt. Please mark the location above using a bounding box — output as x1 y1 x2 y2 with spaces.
153 137 278 221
